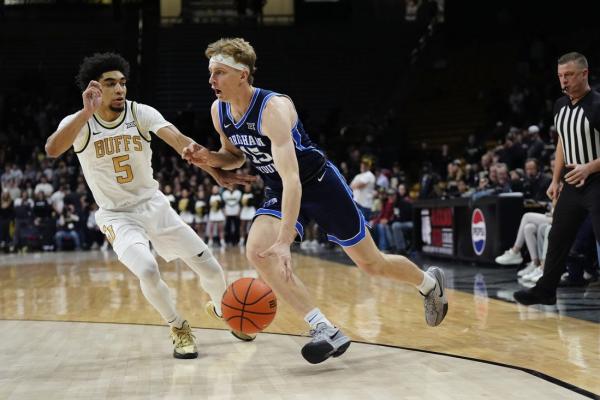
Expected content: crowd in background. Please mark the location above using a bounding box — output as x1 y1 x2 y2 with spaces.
0 55 598 288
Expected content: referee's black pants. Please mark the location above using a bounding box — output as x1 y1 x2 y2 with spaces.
536 173 600 296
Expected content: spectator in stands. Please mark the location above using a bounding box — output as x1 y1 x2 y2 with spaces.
49 184 67 214
497 131 526 170
12 191 33 252
163 184 176 209
32 191 55 251
3 178 21 200
239 183 256 247
54 204 81 251
40 158 54 182
66 182 88 212
494 163 513 193
0 191 13 251
1 163 23 187
444 159 464 198
457 178 474 197
435 144 452 181
390 162 406 189
522 158 551 201
519 223 552 284
222 186 242 245
0 166 11 188
207 185 225 248
177 187 195 227
376 168 391 189
525 125 545 160
350 157 376 220
418 161 439 199
480 151 493 172
34 175 53 198
86 202 105 250
23 162 36 183
509 168 525 193
52 160 69 189
391 184 414 254
474 165 494 198
194 186 208 242
496 202 554 280
370 188 396 252
464 134 483 165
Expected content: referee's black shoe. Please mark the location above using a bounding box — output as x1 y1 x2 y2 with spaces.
514 288 556 306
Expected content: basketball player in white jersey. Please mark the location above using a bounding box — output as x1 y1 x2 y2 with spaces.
183 38 448 364
45 53 256 359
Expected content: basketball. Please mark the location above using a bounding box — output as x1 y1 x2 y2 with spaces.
221 277 277 334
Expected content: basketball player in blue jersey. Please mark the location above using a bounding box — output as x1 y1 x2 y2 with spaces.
183 38 448 364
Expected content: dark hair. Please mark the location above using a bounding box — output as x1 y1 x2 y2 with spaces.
558 52 588 69
525 158 540 168
76 52 130 91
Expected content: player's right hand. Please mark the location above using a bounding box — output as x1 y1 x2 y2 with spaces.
181 142 207 164
82 80 102 115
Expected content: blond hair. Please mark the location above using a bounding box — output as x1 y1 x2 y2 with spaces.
206 38 257 84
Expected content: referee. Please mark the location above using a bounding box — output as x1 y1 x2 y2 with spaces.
515 52 600 305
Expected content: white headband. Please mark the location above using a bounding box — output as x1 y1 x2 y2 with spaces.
209 54 249 72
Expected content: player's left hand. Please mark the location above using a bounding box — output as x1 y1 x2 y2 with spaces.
258 241 294 282
212 169 256 190
564 163 591 187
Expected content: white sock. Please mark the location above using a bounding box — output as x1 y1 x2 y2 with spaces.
183 249 226 316
168 315 186 329
417 271 436 295
304 308 334 328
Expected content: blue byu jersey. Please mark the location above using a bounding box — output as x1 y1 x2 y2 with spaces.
218 88 326 191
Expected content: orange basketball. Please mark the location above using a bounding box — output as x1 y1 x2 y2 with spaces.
221 277 277 334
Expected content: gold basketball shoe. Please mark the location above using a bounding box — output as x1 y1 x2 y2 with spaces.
170 320 198 359
205 300 256 341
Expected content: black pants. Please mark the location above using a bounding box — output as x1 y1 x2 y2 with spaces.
536 173 600 295
225 215 240 244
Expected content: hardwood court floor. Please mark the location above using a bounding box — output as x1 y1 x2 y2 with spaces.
0 320 586 400
0 249 598 399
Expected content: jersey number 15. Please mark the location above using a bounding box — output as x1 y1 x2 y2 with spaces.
239 146 273 164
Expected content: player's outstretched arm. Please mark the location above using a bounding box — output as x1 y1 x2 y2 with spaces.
156 124 255 189
181 101 246 170
46 81 101 158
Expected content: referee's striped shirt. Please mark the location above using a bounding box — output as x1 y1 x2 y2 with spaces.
553 90 600 165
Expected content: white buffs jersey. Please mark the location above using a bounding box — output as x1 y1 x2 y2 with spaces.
58 100 171 210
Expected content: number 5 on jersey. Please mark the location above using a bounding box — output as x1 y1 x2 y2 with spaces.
112 155 134 183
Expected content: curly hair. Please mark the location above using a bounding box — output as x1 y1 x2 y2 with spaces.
76 52 130 91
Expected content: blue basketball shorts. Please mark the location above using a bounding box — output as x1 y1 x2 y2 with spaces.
254 161 368 247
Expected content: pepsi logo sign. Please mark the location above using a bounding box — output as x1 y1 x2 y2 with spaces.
471 208 486 256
